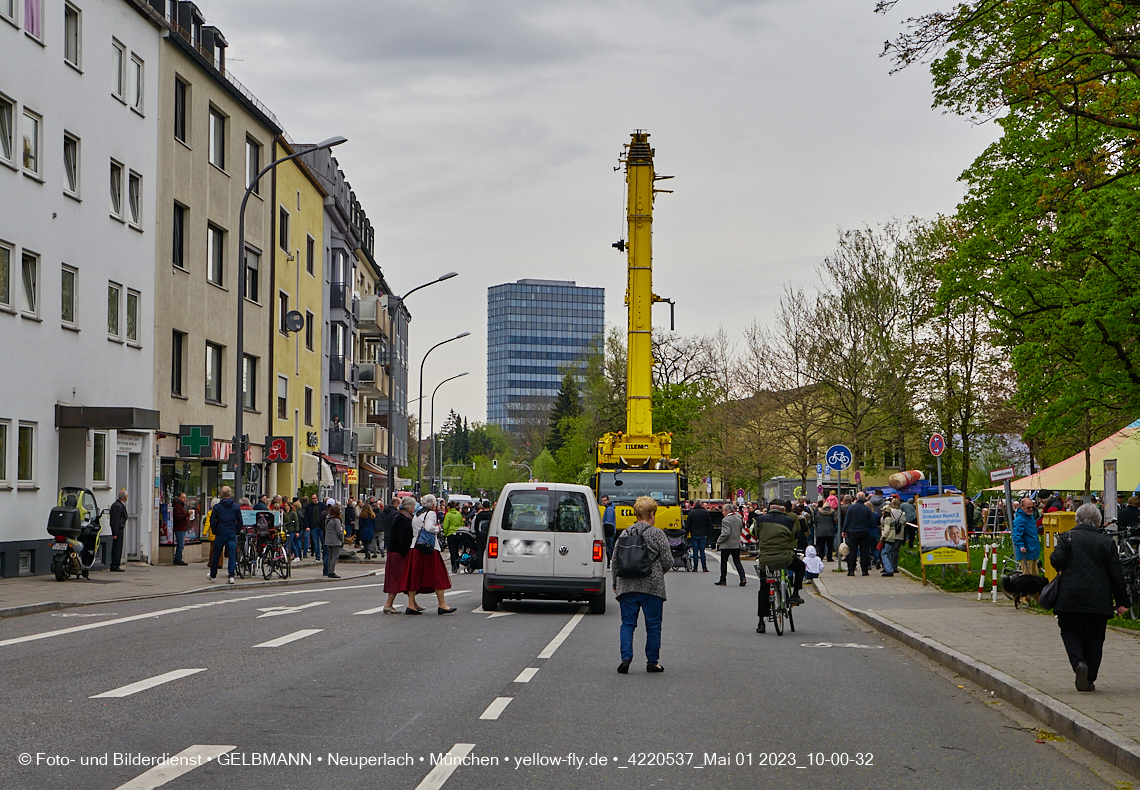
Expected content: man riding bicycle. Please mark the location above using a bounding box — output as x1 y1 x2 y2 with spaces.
752 500 806 633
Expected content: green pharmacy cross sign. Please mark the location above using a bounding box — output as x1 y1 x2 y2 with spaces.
178 425 214 458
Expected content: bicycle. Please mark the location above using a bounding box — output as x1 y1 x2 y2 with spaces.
234 528 257 579
1104 520 1140 618
261 526 291 580
755 562 795 636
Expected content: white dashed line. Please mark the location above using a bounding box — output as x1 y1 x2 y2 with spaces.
479 697 513 720
486 611 515 619
253 629 323 648
256 601 330 618
91 668 207 698
413 743 475 790
353 606 390 615
513 667 539 683
537 610 585 659
113 744 234 789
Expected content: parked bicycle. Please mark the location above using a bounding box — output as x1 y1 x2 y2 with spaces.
260 523 291 580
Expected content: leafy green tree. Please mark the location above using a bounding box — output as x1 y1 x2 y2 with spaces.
546 374 582 455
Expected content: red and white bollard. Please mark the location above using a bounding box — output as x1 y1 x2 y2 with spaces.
976 544 990 600
991 543 999 603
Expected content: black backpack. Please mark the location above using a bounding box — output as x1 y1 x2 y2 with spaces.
613 527 653 578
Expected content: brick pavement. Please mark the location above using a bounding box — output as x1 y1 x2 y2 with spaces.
812 569 1140 746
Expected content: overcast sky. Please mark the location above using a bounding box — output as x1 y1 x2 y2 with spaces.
202 0 992 427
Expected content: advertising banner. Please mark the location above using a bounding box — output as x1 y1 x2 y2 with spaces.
918 495 969 565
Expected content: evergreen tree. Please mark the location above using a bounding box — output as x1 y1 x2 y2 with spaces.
546 374 582 455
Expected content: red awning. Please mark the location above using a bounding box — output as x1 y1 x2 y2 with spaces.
319 453 349 472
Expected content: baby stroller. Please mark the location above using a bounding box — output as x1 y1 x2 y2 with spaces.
664 528 694 572
450 528 479 574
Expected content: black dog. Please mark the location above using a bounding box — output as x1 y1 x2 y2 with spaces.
1001 572 1048 609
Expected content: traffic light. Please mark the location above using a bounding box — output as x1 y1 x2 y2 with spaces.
492 459 498 470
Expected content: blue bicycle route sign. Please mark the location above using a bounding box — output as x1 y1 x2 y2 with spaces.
826 444 853 472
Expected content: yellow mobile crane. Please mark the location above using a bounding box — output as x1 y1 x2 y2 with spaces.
590 131 687 532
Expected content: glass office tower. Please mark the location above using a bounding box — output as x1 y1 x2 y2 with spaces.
487 279 605 435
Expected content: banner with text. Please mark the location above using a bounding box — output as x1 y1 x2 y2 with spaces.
917 495 969 565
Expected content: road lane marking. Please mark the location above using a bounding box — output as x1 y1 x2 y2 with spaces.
414 743 475 790
0 583 384 649
487 611 514 619
479 697 513 720
254 629 323 648
52 612 119 617
513 668 539 683
353 606 390 615
256 601 329 618
91 668 207 698
801 642 884 649
113 744 234 790
537 609 585 659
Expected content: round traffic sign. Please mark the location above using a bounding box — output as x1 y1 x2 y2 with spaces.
826 444 853 471
929 433 945 457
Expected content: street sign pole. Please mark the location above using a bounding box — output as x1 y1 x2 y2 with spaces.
936 456 942 496
1003 479 1014 532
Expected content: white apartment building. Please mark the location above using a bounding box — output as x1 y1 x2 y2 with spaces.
0 0 164 576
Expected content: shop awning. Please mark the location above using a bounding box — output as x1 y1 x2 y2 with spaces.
55 405 160 430
360 461 388 482
1003 420 1140 493
300 453 334 486
320 453 349 472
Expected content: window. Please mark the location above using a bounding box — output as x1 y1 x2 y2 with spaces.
173 78 187 143
126 289 138 343
305 235 315 275
128 171 141 225
0 243 10 307
63 133 79 195
304 310 314 350
112 41 125 99
60 265 76 325
278 291 288 334
208 107 225 168
1 0 13 24
172 203 185 268
24 0 41 39
0 421 6 483
22 109 40 175
205 342 222 402
207 224 224 285
20 251 37 314
277 375 287 420
92 432 106 483
107 282 120 337
17 422 34 484
110 160 123 217
0 96 12 163
171 330 185 396
244 249 258 302
246 138 260 194
242 354 256 410
278 206 289 251
304 387 313 426
64 4 80 67
130 55 143 112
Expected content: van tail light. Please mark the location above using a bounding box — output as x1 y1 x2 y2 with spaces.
488 536 499 559
593 540 604 562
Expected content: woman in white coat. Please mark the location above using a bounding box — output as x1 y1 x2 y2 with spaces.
405 494 456 615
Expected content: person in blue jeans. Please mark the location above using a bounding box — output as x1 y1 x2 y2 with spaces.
207 487 242 584
601 496 616 567
685 500 711 572
613 497 673 674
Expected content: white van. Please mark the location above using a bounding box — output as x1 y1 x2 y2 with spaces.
482 482 607 614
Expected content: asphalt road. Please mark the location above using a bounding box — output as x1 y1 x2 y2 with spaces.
0 559 1124 790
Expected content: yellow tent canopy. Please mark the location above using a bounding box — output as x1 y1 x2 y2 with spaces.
1005 420 1140 494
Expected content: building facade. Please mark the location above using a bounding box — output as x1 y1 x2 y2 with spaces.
486 279 604 437
0 0 164 576
152 2 279 561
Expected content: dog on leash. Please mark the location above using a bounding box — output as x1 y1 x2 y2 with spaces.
1001 572 1048 609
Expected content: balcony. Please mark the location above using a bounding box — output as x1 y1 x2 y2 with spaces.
357 362 384 394
330 283 353 314
355 426 377 452
329 354 349 385
358 295 386 336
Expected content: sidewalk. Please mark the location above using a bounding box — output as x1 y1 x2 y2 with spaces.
0 553 386 618
812 568 1140 779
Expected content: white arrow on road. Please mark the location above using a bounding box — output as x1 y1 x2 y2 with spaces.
256 601 329 618
801 642 884 649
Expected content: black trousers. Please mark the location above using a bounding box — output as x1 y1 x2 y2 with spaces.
845 532 872 574
904 524 918 548
815 535 834 562
1058 612 1110 682
718 549 745 582
757 558 807 617
109 528 124 570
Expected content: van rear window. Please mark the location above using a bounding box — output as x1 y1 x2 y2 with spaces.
502 491 592 533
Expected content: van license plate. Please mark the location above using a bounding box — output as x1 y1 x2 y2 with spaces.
502 540 549 557
52 543 69 551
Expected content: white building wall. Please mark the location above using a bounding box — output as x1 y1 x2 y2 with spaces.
0 0 161 575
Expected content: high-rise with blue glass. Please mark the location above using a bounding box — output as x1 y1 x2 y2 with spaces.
487 279 605 436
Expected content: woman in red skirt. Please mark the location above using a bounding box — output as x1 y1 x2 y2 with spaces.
406 494 457 615
381 497 416 613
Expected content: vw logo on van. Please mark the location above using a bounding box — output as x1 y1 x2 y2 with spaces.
559 546 569 556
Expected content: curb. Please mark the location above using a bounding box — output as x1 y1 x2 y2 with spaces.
0 564 384 620
812 577 1140 780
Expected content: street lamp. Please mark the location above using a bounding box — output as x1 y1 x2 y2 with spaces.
235 135 347 498
384 272 459 501
429 371 469 495
415 332 471 493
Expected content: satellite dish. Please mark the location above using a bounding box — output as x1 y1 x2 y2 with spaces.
284 310 305 333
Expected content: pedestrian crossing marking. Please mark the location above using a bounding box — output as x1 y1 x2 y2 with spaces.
253 629 323 648
91 668 207 698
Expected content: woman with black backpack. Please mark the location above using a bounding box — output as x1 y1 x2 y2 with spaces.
612 496 673 675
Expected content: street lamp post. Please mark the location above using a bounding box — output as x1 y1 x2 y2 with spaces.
429 371 469 496
235 136 346 499
384 273 459 502
415 333 471 494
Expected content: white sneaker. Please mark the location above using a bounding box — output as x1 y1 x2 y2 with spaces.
207 573 215 583
227 576 235 584
292 556 302 564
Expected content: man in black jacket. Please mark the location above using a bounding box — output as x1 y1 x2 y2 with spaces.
842 493 875 577
1119 496 1140 532
685 501 711 572
303 494 323 562
108 489 129 572
381 496 400 557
